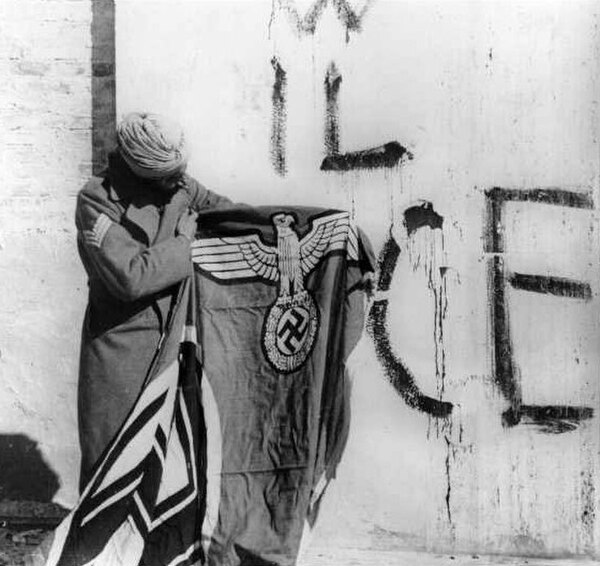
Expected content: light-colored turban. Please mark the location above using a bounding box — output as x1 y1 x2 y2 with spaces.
116 112 189 179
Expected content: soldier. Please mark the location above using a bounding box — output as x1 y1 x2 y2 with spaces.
75 112 230 490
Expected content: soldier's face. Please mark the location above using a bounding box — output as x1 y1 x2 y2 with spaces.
152 171 187 194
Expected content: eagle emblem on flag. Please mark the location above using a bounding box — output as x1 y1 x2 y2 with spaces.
191 211 359 373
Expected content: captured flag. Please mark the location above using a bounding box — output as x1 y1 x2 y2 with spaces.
192 206 373 566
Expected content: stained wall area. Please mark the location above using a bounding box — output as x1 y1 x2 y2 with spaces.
0 0 599 560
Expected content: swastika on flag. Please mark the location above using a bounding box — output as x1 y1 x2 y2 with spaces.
276 307 310 355
262 294 319 374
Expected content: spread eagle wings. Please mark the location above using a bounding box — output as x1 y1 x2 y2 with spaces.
191 233 279 282
191 211 359 282
299 211 359 273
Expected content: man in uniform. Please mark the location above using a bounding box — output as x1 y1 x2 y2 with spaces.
75 112 230 490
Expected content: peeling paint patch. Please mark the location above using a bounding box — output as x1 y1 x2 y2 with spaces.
404 201 444 236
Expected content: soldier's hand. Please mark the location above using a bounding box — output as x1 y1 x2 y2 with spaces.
177 209 198 242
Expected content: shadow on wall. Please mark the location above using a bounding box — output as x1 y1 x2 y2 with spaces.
0 434 60 502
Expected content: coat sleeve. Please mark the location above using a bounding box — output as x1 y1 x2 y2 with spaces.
187 178 233 212
76 187 194 302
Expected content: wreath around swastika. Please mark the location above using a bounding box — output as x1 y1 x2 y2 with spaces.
262 293 319 374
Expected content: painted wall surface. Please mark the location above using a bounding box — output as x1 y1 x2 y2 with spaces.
0 0 92 505
0 0 599 561
115 0 600 558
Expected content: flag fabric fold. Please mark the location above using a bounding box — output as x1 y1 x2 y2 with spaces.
46 277 207 566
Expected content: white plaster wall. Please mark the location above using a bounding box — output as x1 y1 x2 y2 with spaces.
0 0 598 560
116 0 600 558
0 0 91 505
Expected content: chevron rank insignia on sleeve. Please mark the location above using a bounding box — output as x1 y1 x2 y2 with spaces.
83 213 112 249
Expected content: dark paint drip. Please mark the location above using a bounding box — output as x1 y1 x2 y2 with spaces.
484 187 594 430
405 203 448 399
433 271 448 397
275 0 374 39
444 435 452 525
367 235 453 418
404 201 444 236
324 62 342 156
581 467 596 551
510 273 592 301
270 57 287 177
321 141 411 171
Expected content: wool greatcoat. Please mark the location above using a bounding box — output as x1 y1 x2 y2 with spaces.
76 151 230 490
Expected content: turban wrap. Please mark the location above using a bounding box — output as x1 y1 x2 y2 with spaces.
116 112 189 180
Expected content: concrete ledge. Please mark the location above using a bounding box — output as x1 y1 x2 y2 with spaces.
299 548 600 566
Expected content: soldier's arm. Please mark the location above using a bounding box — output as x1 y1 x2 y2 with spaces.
187 177 233 212
76 186 193 302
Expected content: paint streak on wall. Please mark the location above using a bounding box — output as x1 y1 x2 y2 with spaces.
324 61 341 156
320 60 411 171
484 187 595 430
404 202 449 398
273 0 375 40
270 57 288 177
367 234 453 418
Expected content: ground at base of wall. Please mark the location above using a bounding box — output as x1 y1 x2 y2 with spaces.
0 527 48 566
300 549 600 566
0 500 67 566
0 534 599 565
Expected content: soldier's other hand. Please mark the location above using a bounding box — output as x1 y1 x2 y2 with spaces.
177 209 199 242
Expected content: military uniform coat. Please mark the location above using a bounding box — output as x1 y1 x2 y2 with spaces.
76 152 230 490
